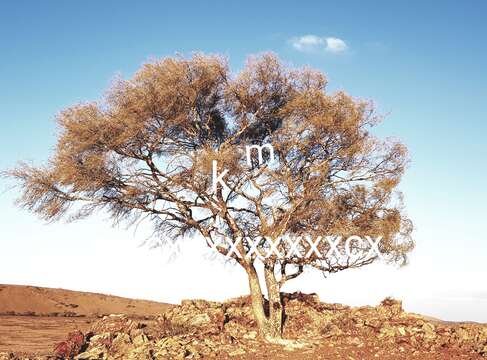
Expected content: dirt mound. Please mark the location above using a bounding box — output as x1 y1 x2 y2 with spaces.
0 284 171 318
2 292 486 359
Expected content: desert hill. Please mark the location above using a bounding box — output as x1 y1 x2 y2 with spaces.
0 284 172 318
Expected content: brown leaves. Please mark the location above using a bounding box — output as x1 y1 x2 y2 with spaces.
107 53 228 149
5 51 414 272
4 162 74 221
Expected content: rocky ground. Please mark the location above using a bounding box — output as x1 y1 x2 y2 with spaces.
1 293 487 359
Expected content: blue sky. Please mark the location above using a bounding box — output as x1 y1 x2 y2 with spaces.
1 0 486 321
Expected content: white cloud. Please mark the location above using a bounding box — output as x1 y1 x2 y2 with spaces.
324 37 348 53
290 35 348 54
290 35 324 52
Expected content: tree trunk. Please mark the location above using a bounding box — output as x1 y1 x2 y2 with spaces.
264 264 283 339
245 264 268 333
245 263 284 341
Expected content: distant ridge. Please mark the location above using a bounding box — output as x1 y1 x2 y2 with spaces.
0 284 172 318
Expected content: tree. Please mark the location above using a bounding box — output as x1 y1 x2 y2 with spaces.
4 53 414 341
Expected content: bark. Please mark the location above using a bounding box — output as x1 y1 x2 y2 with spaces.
264 263 283 339
245 263 284 341
245 264 268 333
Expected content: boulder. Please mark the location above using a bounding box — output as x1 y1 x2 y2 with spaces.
91 314 139 335
53 330 85 359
